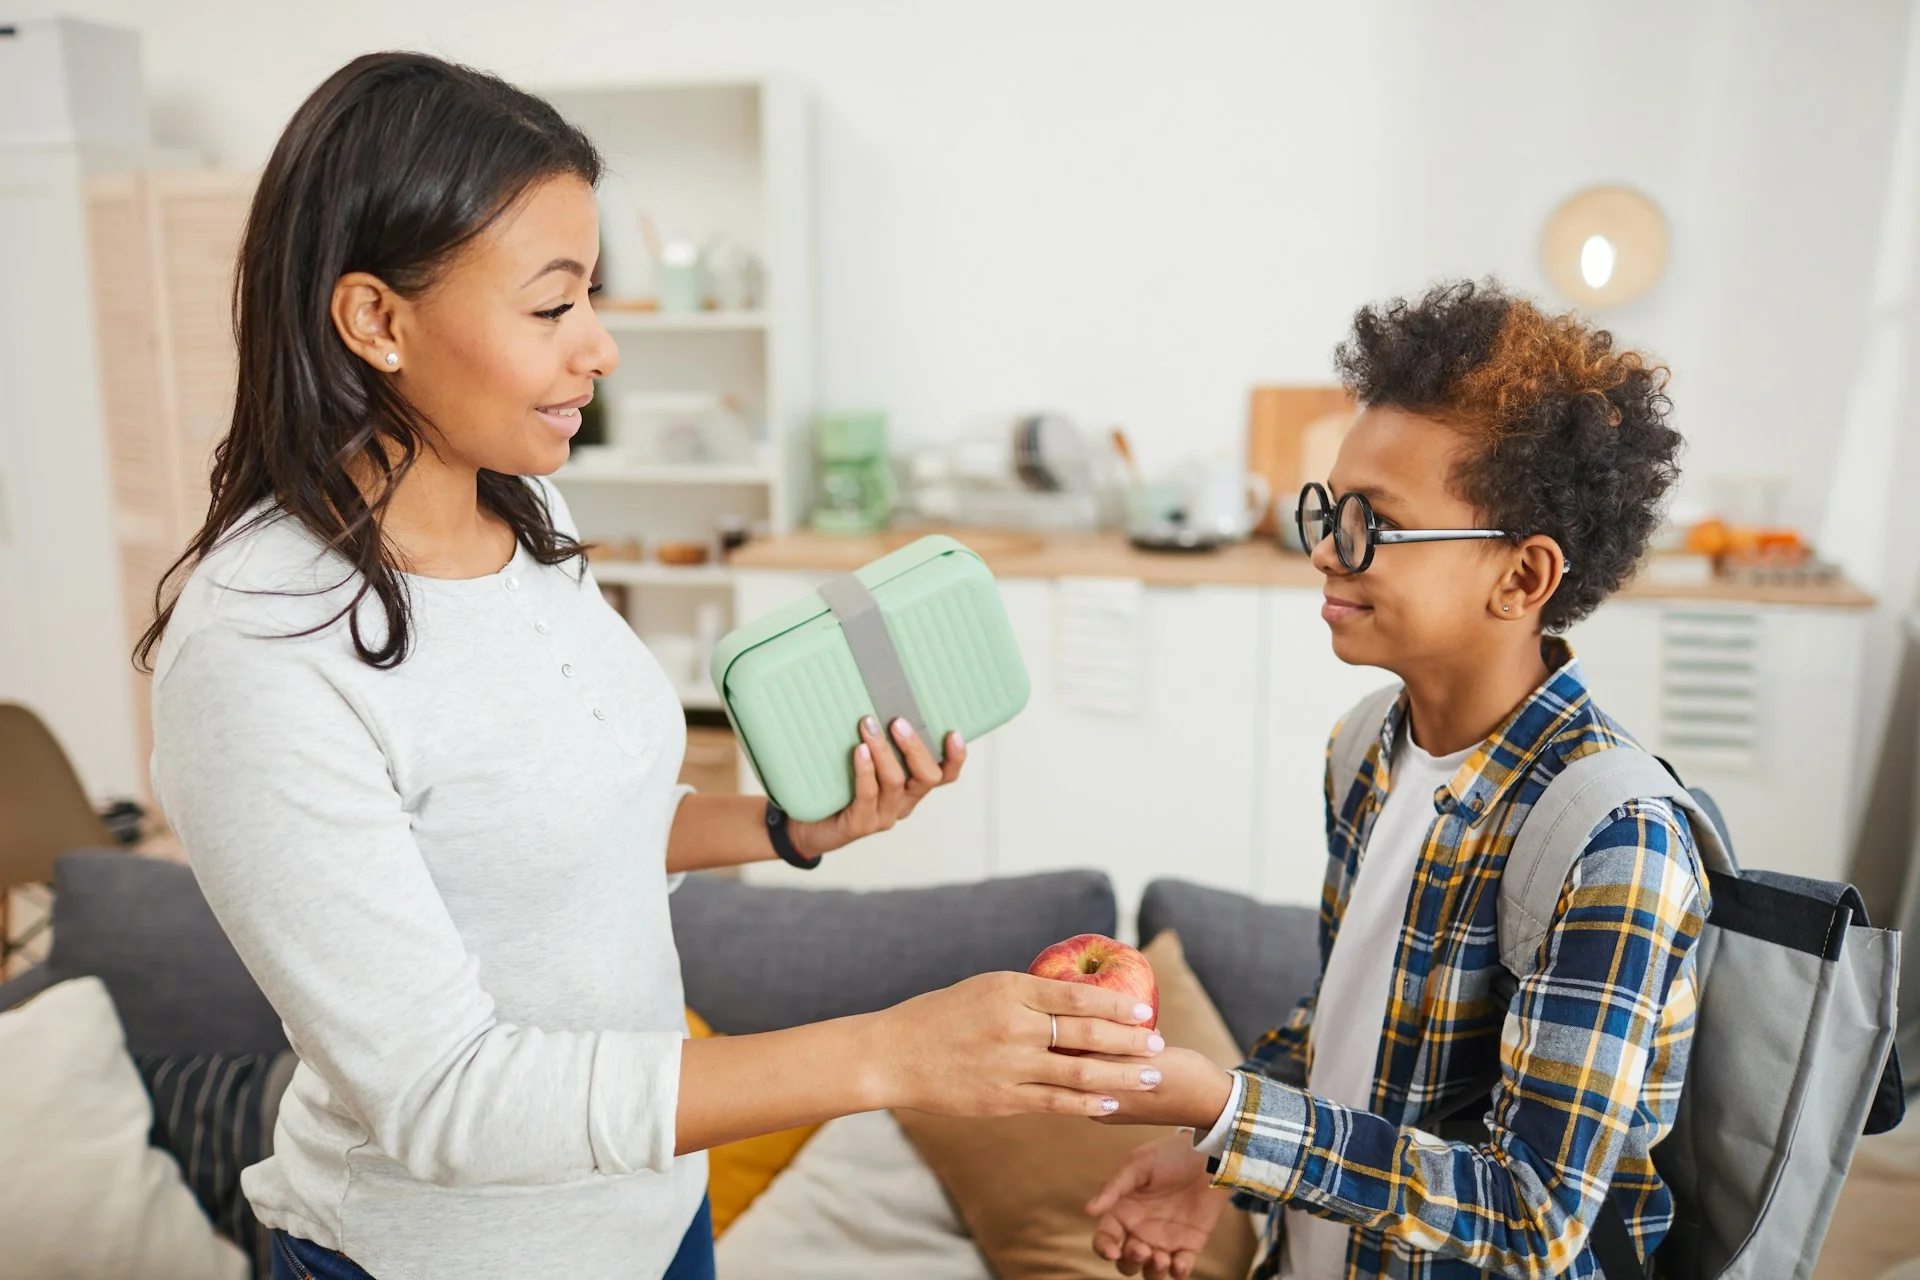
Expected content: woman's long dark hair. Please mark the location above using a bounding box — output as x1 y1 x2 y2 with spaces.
136 52 598 671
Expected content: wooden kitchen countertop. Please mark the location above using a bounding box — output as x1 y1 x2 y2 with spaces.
727 529 1877 609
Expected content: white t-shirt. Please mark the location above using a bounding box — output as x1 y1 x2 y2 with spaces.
149 479 706 1279
1198 721 1472 1279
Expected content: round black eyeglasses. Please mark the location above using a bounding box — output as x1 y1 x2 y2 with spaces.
1295 482 1513 574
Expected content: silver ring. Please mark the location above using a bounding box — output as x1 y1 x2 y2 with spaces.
1049 1014 1059 1049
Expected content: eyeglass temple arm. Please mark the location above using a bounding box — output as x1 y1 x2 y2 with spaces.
1373 529 1510 545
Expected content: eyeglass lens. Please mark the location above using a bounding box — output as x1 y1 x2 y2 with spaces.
1297 485 1331 556
1336 493 1371 570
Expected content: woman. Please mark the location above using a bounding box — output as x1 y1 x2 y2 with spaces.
142 52 1164 1280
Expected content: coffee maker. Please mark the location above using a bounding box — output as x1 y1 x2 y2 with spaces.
811 410 895 533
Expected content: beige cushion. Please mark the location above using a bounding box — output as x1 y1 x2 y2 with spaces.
717 1109 991 1279
897 930 1257 1279
0 976 248 1279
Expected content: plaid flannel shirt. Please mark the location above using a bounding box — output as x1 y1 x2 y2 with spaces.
1215 640 1710 1279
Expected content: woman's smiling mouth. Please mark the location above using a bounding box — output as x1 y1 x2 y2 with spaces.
534 392 592 438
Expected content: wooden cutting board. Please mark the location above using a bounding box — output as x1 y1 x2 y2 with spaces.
1246 386 1356 534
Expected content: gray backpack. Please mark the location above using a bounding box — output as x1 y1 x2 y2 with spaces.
1331 685 1905 1280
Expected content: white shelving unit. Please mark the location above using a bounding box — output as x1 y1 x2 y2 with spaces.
539 79 814 714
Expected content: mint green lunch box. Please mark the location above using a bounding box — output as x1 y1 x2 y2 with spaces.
710 535 1031 822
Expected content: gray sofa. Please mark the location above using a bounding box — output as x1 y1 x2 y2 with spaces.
0 849 1321 1054
0 850 1323 1270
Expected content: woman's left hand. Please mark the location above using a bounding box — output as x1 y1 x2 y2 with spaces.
1090 1046 1237 1130
787 716 968 859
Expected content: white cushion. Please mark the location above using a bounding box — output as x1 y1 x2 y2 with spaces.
0 976 249 1280
717 1109 991 1280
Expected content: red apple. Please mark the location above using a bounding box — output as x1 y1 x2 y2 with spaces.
1027 933 1158 1049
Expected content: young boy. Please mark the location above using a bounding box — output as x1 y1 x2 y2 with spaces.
1087 280 1703 1280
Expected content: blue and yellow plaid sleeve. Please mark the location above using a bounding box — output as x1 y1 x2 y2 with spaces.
1241 990 1315 1088
1210 801 1708 1275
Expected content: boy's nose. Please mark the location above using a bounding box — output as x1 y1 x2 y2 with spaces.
1308 529 1346 576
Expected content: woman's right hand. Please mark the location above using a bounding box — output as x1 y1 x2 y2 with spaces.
867 971 1166 1118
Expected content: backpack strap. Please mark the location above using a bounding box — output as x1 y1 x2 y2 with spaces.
1328 682 1404 803
1498 746 1734 1001
1493 746 1735 1279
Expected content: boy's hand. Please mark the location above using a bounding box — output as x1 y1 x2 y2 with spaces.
1086 1134 1230 1279
1089 1045 1235 1129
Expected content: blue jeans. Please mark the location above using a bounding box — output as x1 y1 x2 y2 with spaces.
269 1196 716 1279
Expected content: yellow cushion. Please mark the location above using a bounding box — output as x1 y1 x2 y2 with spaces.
685 1009 822 1236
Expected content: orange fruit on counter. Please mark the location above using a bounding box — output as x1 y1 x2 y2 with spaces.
1685 519 1730 556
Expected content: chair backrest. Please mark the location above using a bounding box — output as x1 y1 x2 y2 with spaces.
0 703 113 895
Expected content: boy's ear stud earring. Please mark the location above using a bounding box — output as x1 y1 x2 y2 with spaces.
1502 604 1512 612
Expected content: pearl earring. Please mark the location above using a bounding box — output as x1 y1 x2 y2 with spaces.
384 351 399 368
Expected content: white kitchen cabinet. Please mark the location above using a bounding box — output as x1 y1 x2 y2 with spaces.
1525 601 1860 881
1659 607 1863 882
1562 601 1663 740
990 580 1267 936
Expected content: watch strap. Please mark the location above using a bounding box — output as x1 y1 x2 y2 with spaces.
764 801 822 870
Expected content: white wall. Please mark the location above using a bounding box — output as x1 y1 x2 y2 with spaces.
13 0 1910 532
0 147 142 801
1381 0 1906 537
1824 0 1920 915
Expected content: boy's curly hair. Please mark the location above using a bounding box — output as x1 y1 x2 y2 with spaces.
1332 279 1682 632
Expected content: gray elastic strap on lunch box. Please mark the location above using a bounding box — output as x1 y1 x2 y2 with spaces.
818 572 933 760
1330 689 1905 1280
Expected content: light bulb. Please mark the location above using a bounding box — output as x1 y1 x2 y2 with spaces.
1580 234 1616 289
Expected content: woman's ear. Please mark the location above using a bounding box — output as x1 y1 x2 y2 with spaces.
1491 535 1565 624
330 272 407 373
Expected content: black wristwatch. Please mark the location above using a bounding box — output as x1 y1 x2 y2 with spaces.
764 802 823 870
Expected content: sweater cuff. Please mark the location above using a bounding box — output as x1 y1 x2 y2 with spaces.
585 1031 684 1175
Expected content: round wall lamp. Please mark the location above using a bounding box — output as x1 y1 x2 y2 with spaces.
1540 185 1668 309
